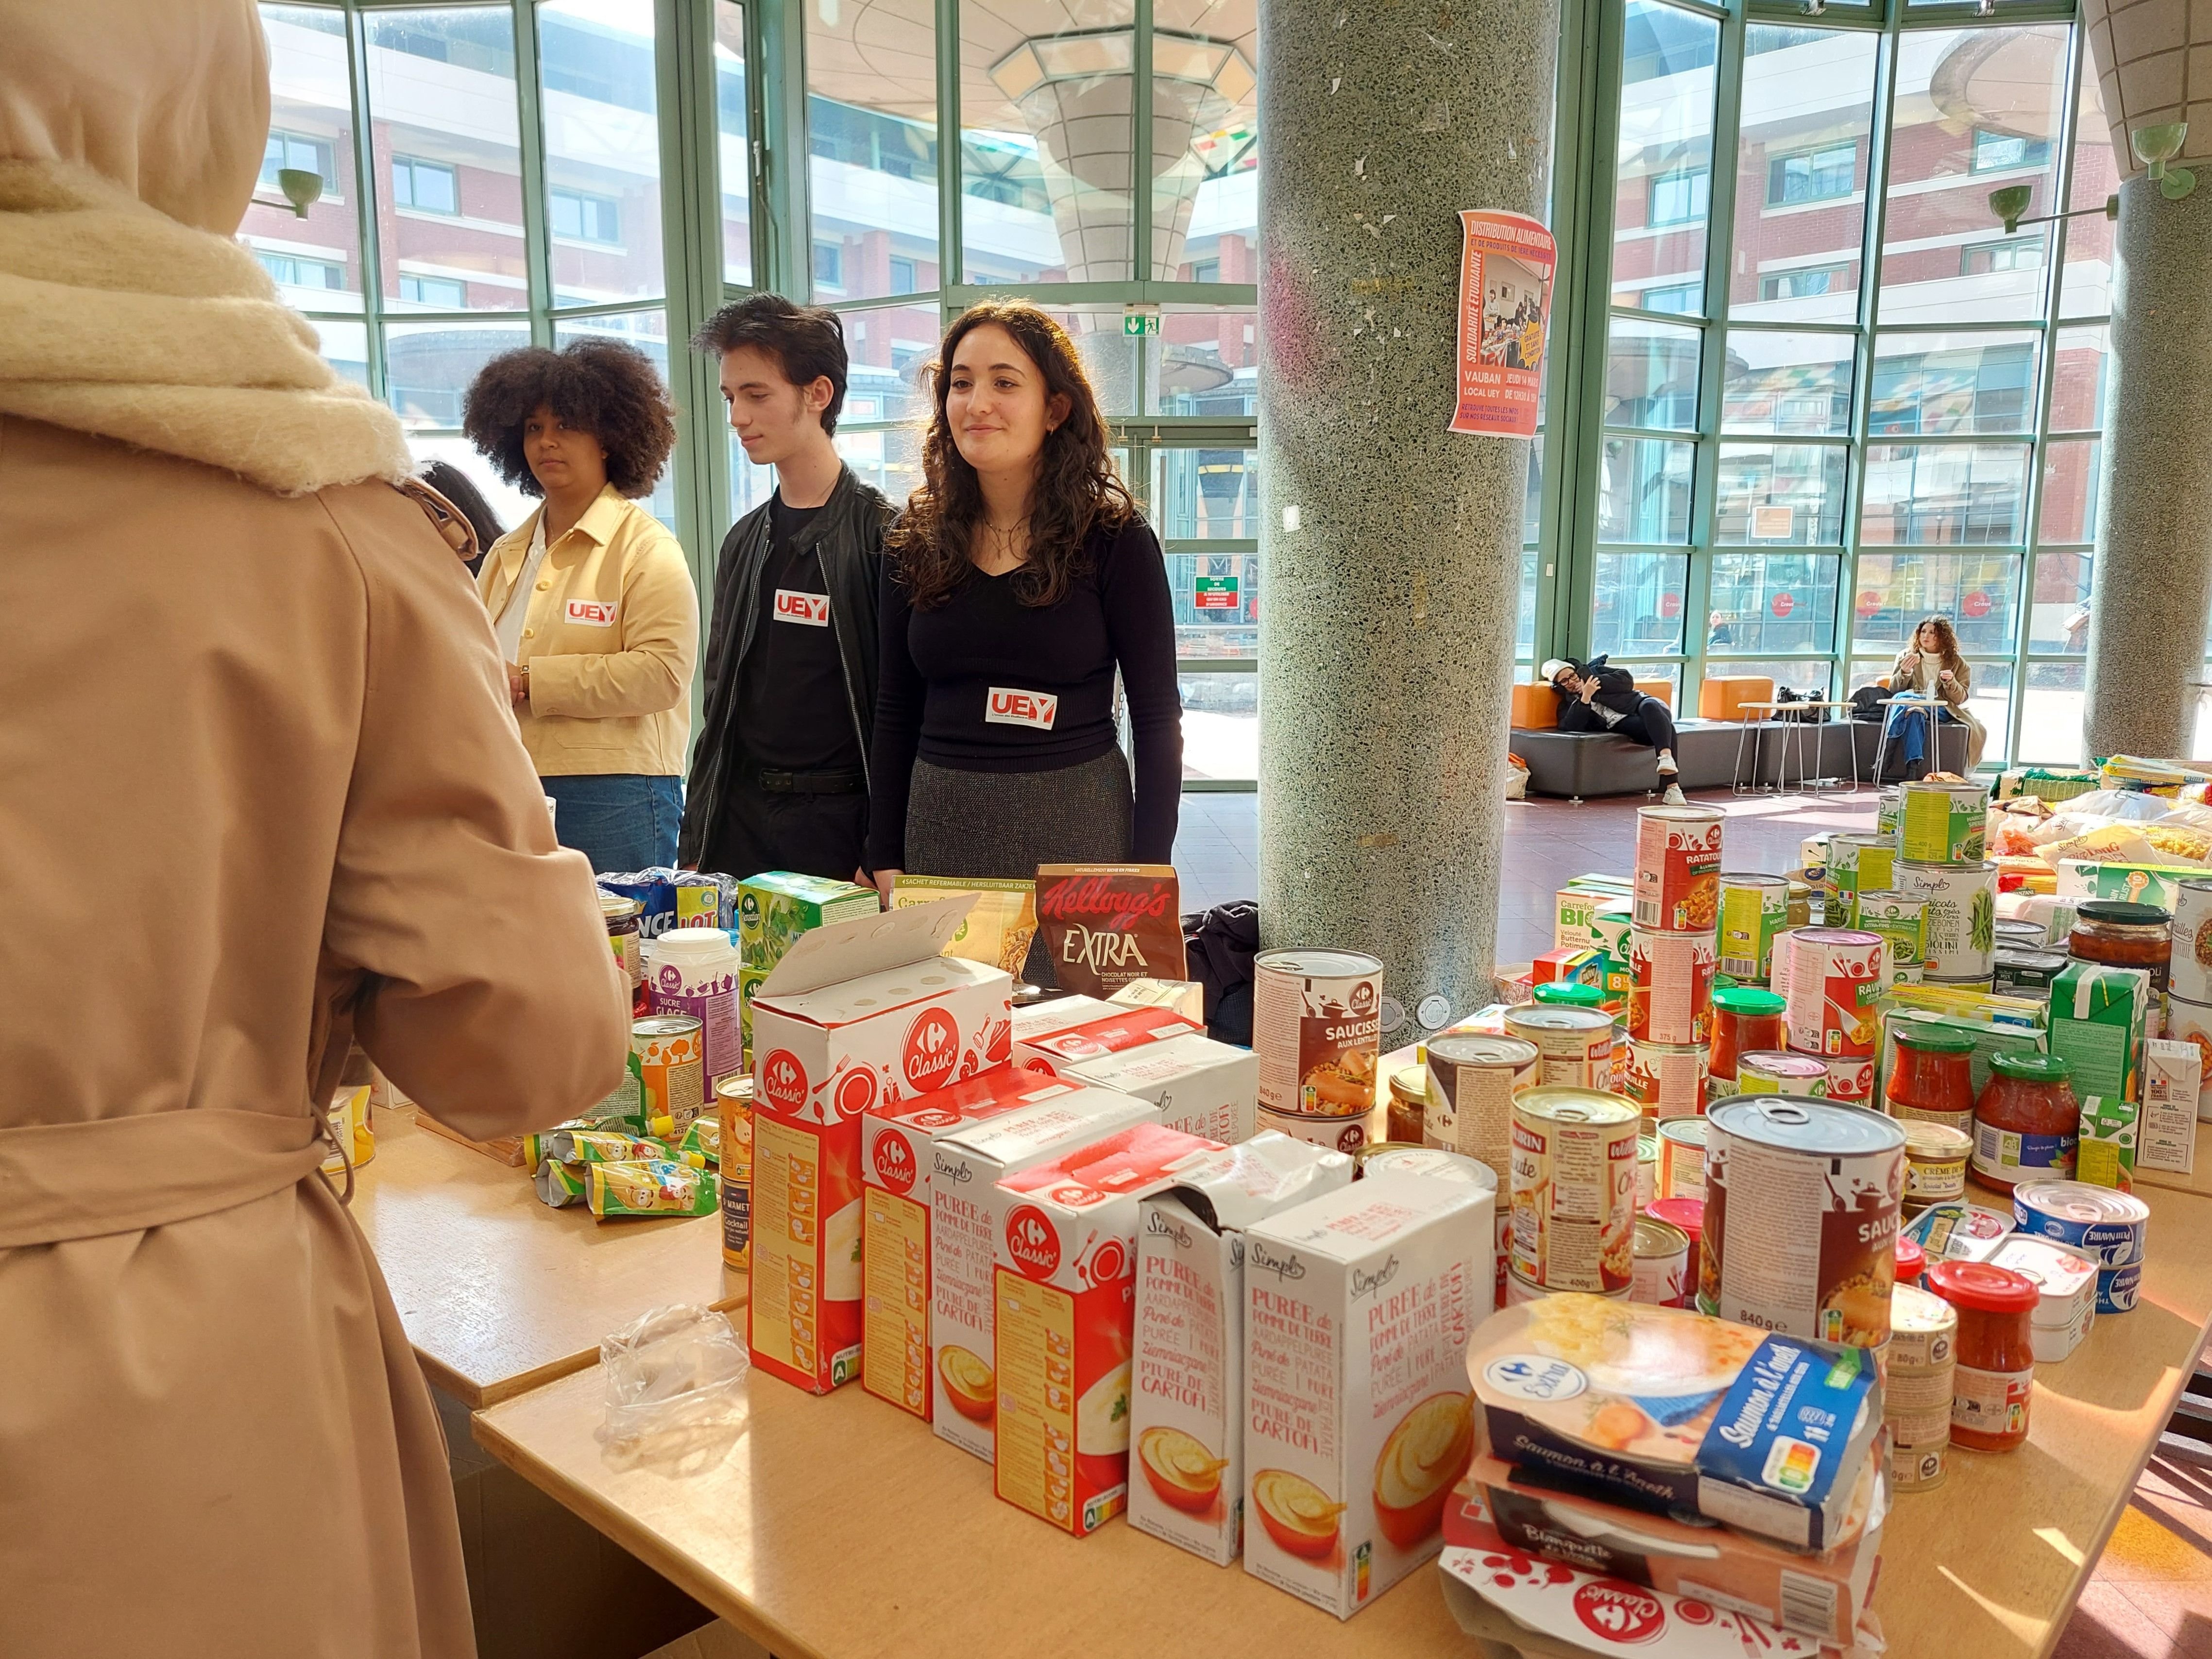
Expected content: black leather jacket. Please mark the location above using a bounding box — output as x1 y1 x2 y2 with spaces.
677 465 894 866
1552 655 1646 728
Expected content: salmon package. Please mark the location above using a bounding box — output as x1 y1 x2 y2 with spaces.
588 1160 720 1219
1036 865 1187 999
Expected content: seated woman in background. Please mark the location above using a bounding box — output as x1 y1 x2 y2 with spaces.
1546 655 1685 804
1883 615 1986 779
464 339 698 872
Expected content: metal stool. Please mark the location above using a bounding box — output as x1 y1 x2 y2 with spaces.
1871 697 1939 784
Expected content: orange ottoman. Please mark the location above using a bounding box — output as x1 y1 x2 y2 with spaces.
1510 681 1559 728
1698 675 1774 722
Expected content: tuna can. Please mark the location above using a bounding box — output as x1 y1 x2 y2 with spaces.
1636 1134 1658 1208
1700 1096 1906 1349
1656 1116 1709 1200
1503 1005 1615 1089
1994 918 2050 949
2098 1261 2143 1314
1885 1284 1957 1493
1735 1050 1830 1096
1425 1034 1540 1168
1632 1214 1692 1307
1903 1120 1973 1212
602 891 645 986
1257 1101 1377 1157
1718 873 1789 982
716 1072 754 1272
1852 889 1927 979
1822 1053 1876 1103
632 1014 706 1133
2172 879 2212 1006
1781 928 1888 1058
1509 1087 1641 1294
1633 805 1724 933
1627 927 1717 1045
1900 779 1989 864
1623 1037 1707 1120
1894 860 1999 980
1253 948 1385 1116
2011 1179 2148 1268
1827 832 1898 917
1992 948 2069 998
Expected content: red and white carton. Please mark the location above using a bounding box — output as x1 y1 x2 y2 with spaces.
989 1121 1230 1535
861 1066 1086 1419
930 1086 1163 1460
1020 1002 1257 1145
1015 999 1199 1068
748 898 1012 1395
1011 995 1119 1053
1130 1134 1356 1565
1241 1173 1493 1618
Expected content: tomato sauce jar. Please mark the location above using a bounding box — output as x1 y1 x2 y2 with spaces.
1972 1051 2078 1190
1927 1260 2039 1453
2067 901 2172 988
1885 1025 1976 1128
1708 985 1785 1093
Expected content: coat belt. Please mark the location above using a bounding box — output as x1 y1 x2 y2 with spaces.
0 1109 329 1250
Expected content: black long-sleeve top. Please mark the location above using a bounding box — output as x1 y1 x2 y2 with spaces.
867 515 1184 870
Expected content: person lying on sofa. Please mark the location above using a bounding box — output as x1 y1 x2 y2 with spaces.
1544 656 1685 804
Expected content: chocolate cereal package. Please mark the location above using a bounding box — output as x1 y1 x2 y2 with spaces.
1036 864 1187 999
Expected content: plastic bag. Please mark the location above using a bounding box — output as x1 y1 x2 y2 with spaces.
598 1304 749 1452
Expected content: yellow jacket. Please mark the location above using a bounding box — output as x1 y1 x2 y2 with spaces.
477 485 699 778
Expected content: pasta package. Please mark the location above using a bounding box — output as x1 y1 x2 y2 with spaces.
890 875 1038 976
1035 864 1187 999
588 1159 720 1219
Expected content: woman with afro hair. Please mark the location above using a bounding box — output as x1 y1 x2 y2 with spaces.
464 337 698 872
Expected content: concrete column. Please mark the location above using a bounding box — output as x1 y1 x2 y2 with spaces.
1256 0 1557 1037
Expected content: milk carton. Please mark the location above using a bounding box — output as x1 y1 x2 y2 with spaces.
2139 1036 2201 1175
748 898 1011 1394
1130 1134 1355 1564
1241 1173 1494 1618
930 1086 1163 1459
989 1122 1230 1535
1021 1002 1258 1145
862 1066 1087 1418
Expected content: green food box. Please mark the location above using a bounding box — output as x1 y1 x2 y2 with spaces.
1877 1007 2045 1101
738 963 770 1057
2056 861 2211 911
2048 962 2151 1103
737 871 880 973
2076 1095 2139 1190
1554 879 1629 950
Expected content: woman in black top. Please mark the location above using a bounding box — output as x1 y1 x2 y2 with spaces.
868 301 1182 957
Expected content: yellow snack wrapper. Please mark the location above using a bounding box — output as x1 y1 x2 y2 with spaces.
533 1159 589 1208
588 1159 719 1219
890 874 1037 976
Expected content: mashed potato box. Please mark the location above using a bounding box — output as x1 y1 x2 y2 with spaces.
930 1086 1163 1459
1241 1173 1494 1618
1020 1003 1258 1146
748 898 1012 1394
990 1122 1229 1535
1011 995 1120 1050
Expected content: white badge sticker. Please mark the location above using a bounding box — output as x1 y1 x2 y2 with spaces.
986 687 1058 729
773 588 831 627
564 598 618 628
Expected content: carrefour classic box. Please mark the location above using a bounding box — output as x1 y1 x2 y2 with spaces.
929 1086 1163 1459
1020 1002 1257 1145
861 1066 1083 1418
1241 1173 1494 1618
990 1122 1229 1536
748 898 1011 1394
1130 1134 1355 1565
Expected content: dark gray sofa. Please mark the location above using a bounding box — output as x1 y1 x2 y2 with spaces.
1511 717 1970 801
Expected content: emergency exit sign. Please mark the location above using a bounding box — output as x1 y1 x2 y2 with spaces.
1194 576 1240 609
1123 310 1160 336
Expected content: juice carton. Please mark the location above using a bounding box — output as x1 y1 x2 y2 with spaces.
1129 1134 1355 1565
2138 1036 2201 1176
930 1086 1163 1459
2077 1095 2139 1190
748 897 1011 1394
861 1066 1087 1418
1019 1002 1257 1145
1241 1173 1495 1618
988 1121 1230 1536
736 871 880 972
2049 962 2151 1103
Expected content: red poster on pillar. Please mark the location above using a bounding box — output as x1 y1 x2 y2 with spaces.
1450 209 1557 440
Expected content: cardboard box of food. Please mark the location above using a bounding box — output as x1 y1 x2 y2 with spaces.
1129 1134 1356 1565
1242 1172 1494 1618
736 871 880 971
1109 978 1208 1023
2049 962 2151 1104
2139 1036 2201 1175
1010 994 1120 1051
1018 1002 1257 1146
1014 999 1200 1069
2078 1095 2139 1190
990 1122 1228 1536
748 898 1012 1394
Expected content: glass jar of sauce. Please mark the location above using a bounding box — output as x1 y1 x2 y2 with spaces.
1927 1260 2038 1453
1885 1026 1976 1128
1385 1066 1429 1145
1709 986 1786 1088
2068 901 2172 1008
1972 1051 2078 1190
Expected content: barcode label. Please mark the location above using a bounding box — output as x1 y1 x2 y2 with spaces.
1779 1568 1840 1639
1633 896 1661 930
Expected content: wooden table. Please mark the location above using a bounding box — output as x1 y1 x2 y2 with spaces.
353 1105 743 1407
470 1175 2212 1659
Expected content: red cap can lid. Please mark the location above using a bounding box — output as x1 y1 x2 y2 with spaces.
1926 1259 2040 1313
1895 1236 1926 1281
1647 1196 1704 1238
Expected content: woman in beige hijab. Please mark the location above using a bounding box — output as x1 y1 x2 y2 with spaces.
0 6 629 1656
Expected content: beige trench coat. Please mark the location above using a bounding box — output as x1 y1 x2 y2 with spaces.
0 419 631 1657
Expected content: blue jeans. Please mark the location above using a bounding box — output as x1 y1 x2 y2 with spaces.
541 774 683 873
1884 701 1956 765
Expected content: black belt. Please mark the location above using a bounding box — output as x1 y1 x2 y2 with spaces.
738 757 866 796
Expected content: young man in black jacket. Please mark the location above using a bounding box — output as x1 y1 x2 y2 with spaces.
1546 655 1686 804
679 295 896 881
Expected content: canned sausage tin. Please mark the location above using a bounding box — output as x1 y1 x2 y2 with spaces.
1509 1087 1640 1294
1827 832 1897 916
1852 890 1926 978
1623 1038 1707 1120
1781 928 1888 1058
2173 879 2212 1006
1900 779 1989 865
1903 1120 1972 1212
1735 1050 1829 1096
1893 861 1998 981
1634 805 1723 933
1700 1096 1906 1349
716 1072 755 1271
1821 1053 1875 1103
1503 1005 1615 1089
1253 948 1384 1116
1885 1284 1957 1493
1425 1034 1540 1168
2010 1180 2148 1268
1632 1214 1692 1307
1718 873 1788 982
632 1014 706 1132
1257 1102 1377 1157
1656 1116 1708 1200
1627 927 1717 1045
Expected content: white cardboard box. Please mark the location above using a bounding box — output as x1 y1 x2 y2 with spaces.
1019 1003 1258 1145
2140 1036 2201 1174
1010 995 1120 1052
1129 1134 1355 1566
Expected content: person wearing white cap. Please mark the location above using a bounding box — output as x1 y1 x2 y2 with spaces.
1546 656 1686 804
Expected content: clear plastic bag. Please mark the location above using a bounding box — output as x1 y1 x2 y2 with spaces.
597 1304 749 1455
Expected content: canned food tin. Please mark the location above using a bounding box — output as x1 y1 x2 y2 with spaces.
2172 879 2212 1006
632 1014 706 1132
1257 1102 1378 1157
1904 1202 2016 1263
1877 787 1903 840
1827 832 1898 915
1900 779 1989 864
1885 1284 1957 1493
1636 1134 1657 1208
1425 1034 1540 1168
1657 1117 1709 1200
1992 948 2069 997
1852 889 1927 978
2099 1260 2143 1313
1633 805 1723 933
1700 1096 1906 1349
1503 1005 1615 1089
1781 928 1888 1058
1632 1215 1692 1307
1502 1269 1628 1307
1509 1088 1641 1294
2011 1179 2149 1267
1822 1053 1875 1102
1623 1037 1707 1120
1718 873 1789 982
1357 1144 1497 1189
1994 918 2050 948
1253 948 1385 1116
1893 861 1999 981
1903 1120 1972 1211
1627 927 1717 1045
1735 1050 1830 1096
716 1072 754 1271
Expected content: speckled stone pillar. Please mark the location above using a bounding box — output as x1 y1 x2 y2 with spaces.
1256 0 1556 1037
2083 175 2212 758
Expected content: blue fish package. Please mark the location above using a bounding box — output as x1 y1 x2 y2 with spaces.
2011 1179 2148 1269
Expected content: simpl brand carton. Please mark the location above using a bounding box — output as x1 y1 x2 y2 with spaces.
1241 1173 1494 1618
989 1121 1230 1536
931 1086 1164 1459
1012 996 1167 1065
1129 1134 1355 1565
861 1066 1084 1418
1021 1003 1258 1145
748 898 1012 1394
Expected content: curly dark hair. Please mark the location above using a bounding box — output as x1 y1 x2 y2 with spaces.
460 338 676 499
886 300 1133 610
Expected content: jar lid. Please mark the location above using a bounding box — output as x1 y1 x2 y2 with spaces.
1904 1120 1973 1156
1892 1025 1976 1054
1533 982 1607 1008
1895 1236 1926 1281
2076 900 2172 927
1712 986 1787 1016
1988 1050 2072 1082
1927 1259 2041 1313
1647 1196 1703 1238
1387 1066 1430 1106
